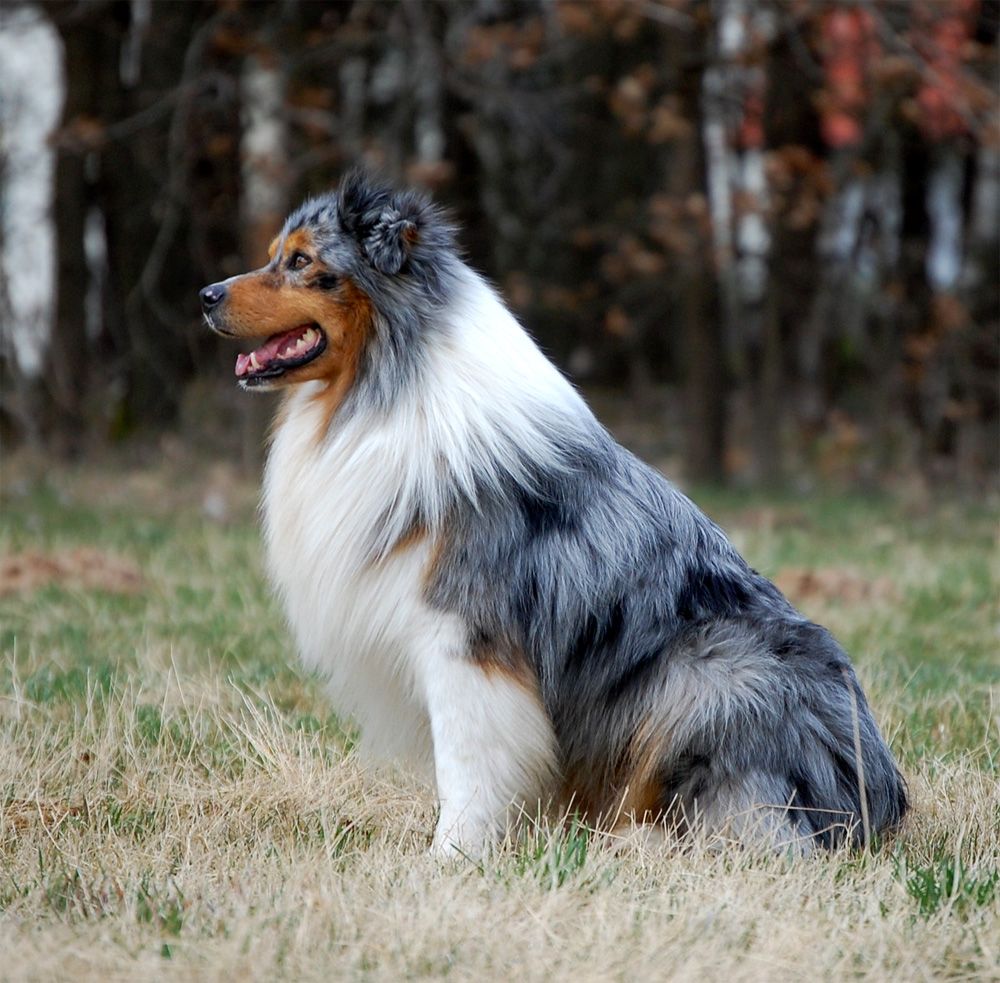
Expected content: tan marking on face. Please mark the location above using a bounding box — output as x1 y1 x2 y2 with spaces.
304 279 373 439
222 257 374 436
267 235 281 262
281 228 315 263
223 272 312 337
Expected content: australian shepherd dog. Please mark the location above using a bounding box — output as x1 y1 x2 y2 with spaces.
201 172 907 857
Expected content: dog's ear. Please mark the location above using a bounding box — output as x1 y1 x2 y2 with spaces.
337 169 421 276
361 205 419 276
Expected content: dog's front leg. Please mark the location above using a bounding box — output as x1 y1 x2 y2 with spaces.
420 643 558 858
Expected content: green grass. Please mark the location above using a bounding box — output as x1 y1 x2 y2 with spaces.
1 465 998 980
902 854 999 919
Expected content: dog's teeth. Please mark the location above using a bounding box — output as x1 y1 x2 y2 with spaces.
303 328 316 344
249 352 260 370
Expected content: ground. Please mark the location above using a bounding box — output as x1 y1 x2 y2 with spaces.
1 448 997 981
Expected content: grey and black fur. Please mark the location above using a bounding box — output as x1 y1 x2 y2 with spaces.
430 445 908 847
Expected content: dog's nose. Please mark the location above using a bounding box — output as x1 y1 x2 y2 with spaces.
200 283 227 311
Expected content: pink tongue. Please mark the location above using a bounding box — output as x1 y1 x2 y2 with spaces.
235 326 309 377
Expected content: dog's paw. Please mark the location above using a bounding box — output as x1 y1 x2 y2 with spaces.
428 837 480 863
429 826 487 863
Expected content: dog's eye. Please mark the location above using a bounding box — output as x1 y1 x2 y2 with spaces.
289 252 312 271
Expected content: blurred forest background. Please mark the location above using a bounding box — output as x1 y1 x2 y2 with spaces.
0 0 997 488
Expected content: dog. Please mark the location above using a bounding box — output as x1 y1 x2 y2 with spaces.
201 171 907 856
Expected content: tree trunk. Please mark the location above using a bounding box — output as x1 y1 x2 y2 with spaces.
99 2 211 435
677 18 726 484
682 270 726 484
48 9 113 454
239 45 291 469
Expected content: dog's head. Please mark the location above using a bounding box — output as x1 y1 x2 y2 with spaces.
200 171 454 391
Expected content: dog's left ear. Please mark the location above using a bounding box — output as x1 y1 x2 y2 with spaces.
362 204 419 276
337 170 422 276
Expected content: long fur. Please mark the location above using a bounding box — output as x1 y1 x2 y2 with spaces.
205 172 908 856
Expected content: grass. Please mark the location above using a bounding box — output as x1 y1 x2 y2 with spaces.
1 454 998 981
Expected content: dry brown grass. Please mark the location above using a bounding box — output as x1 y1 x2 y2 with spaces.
1 458 997 980
0 682 1000 980
1 679 996 982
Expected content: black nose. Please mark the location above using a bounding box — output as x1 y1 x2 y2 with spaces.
200 283 227 311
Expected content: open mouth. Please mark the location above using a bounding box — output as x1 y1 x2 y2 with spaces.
235 324 327 386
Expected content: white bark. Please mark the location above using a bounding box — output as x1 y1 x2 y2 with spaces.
736 148 770 304
925 150 965 293
733 4 774 307
702 0 745 354
0 5 63 378
405 0 445 167
701 64 734 273
818 178 865 264
84 205 107 343
120 0 151 88
241 53 290 235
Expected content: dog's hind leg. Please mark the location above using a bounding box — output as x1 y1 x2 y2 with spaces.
635 620 905 852
663 623 906 852
416 621 558 858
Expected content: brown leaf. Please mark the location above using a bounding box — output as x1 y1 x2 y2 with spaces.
774 567 899 606
0 549 145 597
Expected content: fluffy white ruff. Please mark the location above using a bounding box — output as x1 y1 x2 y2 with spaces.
262 268 575 852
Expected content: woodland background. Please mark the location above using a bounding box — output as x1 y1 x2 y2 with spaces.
1 0 998 488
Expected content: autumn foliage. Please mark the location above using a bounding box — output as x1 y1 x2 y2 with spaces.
2 0 997 486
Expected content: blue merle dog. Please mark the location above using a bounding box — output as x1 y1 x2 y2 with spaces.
200 171 908 856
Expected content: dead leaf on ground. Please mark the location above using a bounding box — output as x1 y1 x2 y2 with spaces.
0 548 145 597
2 798 86 833
774 566 899 606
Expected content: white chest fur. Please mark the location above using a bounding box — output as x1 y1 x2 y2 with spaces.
262 384 440 772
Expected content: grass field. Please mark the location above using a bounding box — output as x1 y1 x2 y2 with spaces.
1 454 997 981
